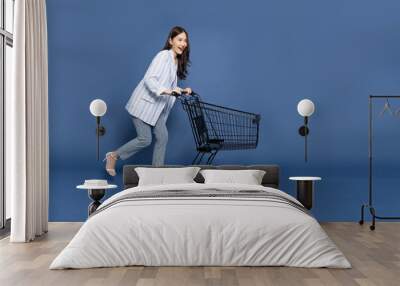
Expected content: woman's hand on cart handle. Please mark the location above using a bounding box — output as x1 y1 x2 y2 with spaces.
166 87 182 96
172 88 197 97
180 88 197 96
182 87 192 95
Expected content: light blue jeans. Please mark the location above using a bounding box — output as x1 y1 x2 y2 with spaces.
115 108 168 166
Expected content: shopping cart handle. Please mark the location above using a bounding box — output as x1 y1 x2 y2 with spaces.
171 91 179 97
171 90 198 97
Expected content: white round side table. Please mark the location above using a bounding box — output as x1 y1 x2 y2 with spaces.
76 183 117 216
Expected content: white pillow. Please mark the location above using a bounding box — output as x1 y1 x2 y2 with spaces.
200 169 266 185
135 167 201 186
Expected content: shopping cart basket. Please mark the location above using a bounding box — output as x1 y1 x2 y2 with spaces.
173 91 261 165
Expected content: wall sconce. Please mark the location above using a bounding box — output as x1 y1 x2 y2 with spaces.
89 99 107 160
297 99 315 162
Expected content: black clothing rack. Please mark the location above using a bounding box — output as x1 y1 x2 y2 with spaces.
359 95 400 230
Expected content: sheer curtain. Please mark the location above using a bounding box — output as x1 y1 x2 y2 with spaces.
8 0 49 242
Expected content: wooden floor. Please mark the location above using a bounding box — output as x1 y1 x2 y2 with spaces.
0 222 399 286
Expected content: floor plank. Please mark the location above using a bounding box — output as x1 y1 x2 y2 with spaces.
0 222 399 286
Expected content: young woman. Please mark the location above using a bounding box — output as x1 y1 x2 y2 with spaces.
104 26 192 176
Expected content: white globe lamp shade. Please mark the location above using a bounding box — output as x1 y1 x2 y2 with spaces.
90 99 107 117
297 99 315 117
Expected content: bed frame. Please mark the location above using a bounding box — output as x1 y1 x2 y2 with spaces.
123 165 279 189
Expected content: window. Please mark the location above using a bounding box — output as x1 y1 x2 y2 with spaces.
1 0 14 232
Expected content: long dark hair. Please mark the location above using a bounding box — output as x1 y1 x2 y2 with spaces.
162 26 190 80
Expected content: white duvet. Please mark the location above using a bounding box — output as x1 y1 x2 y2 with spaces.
50 183 351 269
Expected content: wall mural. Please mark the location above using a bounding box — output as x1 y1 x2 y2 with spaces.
47 0 400 222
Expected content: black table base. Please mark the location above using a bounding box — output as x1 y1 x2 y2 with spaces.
296 181 314 210
88 189 105 216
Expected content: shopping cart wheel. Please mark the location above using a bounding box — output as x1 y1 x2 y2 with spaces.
358 220 364 225
370 225 375 231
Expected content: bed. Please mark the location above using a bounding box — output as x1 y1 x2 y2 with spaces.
50 165 350 269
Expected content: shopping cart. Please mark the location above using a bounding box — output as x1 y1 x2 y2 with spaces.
173 91 261 165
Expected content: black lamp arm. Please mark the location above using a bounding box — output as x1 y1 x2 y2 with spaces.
96 116 106 136
298 116 309 137
298 116 310 162
95 116 106 161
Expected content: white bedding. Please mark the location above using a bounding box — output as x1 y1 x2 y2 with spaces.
50 183 351 269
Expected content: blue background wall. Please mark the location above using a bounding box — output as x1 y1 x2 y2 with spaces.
47 0 400 221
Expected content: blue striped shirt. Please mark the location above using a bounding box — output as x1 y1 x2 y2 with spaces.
125 49 178 126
